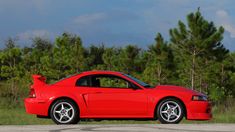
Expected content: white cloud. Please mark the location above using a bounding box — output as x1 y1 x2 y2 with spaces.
17 30 51 40
216 9 235 38
73 13 106 26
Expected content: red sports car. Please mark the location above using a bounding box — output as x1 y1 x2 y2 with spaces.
24 71 211 124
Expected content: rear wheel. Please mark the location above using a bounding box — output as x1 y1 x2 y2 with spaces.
157 98 184 124
50 99 80 124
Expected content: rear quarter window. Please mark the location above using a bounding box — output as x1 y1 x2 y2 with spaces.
75 76 90 86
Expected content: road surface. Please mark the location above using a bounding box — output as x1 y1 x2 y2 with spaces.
0 124 234 132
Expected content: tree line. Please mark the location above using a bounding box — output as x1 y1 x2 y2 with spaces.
1 10 235 107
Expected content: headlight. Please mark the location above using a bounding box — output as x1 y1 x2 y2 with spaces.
192 95 207 101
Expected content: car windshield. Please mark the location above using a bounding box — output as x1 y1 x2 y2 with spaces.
122 73 153 88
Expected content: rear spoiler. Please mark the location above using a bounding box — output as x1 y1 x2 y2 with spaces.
32 74 46 86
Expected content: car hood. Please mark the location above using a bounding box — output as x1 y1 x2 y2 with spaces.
153 85 203 95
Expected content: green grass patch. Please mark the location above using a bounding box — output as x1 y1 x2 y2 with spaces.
0 108 53 125
0 107 158 125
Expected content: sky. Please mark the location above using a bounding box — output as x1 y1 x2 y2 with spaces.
0 0 235 51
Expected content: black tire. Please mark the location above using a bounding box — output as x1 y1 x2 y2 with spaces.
156 98 184 124
50 99 80 124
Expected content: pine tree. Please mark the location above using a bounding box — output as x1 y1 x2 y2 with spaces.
0 38 22 103
119 45 140 74
102 47 120 71
86 44 105 70
169 9 226 90
53 33 85 79
143 33 173 85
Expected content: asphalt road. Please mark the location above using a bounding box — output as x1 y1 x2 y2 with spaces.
0 124 235 132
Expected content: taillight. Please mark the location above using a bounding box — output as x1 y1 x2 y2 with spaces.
29 88 36 98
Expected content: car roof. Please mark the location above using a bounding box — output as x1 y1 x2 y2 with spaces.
81 70 123 75
53 71 123 85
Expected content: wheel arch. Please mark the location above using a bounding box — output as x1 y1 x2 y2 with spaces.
48 96 80 117
154 96 187 119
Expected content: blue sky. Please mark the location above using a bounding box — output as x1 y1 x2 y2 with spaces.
0 0 235 51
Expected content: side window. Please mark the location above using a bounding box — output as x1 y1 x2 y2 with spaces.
76 74 140 89
91 75 134 88
76 76 90 86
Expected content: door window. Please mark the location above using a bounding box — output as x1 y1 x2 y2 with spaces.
76 74 139 89
92 75 129 88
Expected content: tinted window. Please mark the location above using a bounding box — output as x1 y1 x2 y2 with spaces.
92 75 129 88
76 74 139 89
76 76 90 86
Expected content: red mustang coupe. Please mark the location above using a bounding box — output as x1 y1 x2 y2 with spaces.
24 71 211 124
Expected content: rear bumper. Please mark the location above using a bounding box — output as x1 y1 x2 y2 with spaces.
186 101 212 120
24 98 49 116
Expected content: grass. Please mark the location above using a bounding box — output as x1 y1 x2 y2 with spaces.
0 107 159 125
0 103 235 125
0 108 53 125
208 104 235 123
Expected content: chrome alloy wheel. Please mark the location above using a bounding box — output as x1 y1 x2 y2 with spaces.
53 102 75 123
159 101 182 123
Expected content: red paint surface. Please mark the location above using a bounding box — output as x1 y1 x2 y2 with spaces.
24 71 212 120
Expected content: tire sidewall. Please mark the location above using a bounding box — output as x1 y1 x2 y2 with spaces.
50 99 79 124
157 98 184 124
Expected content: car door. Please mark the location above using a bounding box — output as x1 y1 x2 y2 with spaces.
86 74 148 118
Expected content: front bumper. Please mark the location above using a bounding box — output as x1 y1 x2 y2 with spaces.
186 101 212 120
24 98 49 116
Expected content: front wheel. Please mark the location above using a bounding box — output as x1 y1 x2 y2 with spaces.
50 99 79 124
157 98 184 124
